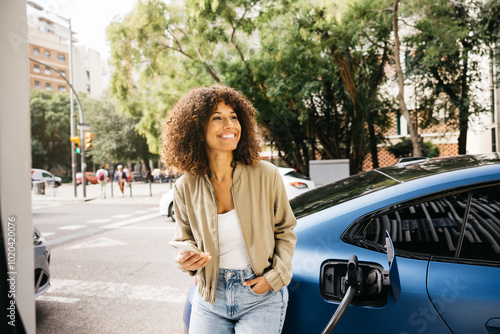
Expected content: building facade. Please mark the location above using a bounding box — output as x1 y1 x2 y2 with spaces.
27 13 103 98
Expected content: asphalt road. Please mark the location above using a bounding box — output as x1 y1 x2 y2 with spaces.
32 183 193 334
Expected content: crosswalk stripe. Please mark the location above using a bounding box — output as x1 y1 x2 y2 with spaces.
36 295 80 303
47 279 187 304
59 225 85 230
101 213 161 229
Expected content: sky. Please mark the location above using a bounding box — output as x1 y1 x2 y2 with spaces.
27 0 139 59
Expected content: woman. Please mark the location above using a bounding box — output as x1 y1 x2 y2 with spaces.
162 85 297 334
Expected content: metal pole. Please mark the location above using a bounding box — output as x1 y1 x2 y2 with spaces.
81 129 86 197
69 18 77 197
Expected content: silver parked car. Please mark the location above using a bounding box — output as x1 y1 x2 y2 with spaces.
34 227 50 297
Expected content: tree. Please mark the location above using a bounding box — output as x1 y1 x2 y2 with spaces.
81 94 153 173
405 0 489 154
107 0 396 175
392 0 423 157
30 90 71 171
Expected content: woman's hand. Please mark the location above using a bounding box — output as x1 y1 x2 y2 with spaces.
243 276 272 295
176 251 212 271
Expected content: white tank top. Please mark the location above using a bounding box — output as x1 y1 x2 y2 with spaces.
217 209 251 269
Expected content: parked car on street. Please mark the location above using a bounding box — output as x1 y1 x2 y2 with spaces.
159 166 314 222
31 168 62 187
131 171 146 182
181 154 500 333
76 172 109 185
34 226 50 297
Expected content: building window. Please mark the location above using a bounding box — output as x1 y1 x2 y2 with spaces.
44 51 51 59
33 64 41 73
33 48 40 56
86 71 90 81
45 83 52 91
44 68 51 76
34 81 41 89
57 54 66 62
58 85 67 93
59 70 66 77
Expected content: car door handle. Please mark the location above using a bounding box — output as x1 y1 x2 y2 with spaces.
486 318 500 329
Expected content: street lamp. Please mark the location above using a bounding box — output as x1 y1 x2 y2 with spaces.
26 1 88 197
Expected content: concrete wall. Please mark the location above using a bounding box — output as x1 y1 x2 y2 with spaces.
310 159 350 187
1 1 36 332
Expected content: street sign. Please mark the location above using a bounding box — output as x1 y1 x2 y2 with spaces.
77 123 91 130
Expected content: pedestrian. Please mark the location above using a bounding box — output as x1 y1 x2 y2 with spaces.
162 85 297 334
123 165 131 185
96 165 108 198
116 165 125 195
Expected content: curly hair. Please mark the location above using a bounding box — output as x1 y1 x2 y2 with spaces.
161 85 261 175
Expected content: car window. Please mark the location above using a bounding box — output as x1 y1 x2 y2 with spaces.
42 172 52 178
461 186 500 262
359 192 469 258
348 184 500 263
284 171 310 180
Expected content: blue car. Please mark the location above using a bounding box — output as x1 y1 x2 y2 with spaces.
183 154 500 333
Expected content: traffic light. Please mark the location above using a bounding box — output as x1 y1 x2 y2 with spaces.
70 136 80 154
85 132 94 150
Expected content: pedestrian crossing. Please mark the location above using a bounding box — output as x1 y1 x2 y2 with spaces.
41 207 168 247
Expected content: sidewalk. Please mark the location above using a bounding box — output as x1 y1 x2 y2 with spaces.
32 181 174 206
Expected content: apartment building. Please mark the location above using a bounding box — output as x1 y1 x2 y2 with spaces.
27 13 103 98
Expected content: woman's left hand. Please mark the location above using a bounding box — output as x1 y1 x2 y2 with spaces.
243 276 272 295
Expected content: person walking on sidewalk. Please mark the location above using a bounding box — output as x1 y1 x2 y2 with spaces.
96 166 108 198
116 165 125 195
162 85 297 334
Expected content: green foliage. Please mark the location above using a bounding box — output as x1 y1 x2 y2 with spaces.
80 94 152 166
30 90 71 170
388 137 439 159
404 0 491 154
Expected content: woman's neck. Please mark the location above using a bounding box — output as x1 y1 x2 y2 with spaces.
207 151 234 182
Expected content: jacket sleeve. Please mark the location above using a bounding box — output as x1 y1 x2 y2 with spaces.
263 168 297 291
172 184 197 276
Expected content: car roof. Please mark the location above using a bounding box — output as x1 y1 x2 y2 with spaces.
291 153 500 219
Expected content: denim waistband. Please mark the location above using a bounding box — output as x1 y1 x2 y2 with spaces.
218 266 255 282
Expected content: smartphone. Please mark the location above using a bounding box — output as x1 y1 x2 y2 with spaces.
169 241 201 254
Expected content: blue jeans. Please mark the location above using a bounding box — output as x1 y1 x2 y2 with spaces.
189 266 289 334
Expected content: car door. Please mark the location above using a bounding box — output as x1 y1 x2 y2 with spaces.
427 185 500 334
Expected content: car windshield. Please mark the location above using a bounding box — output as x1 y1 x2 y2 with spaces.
290 153 500 219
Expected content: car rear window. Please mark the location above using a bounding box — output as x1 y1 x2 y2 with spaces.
290 170 399 219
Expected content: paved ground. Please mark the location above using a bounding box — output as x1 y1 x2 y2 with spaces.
32 180 174 206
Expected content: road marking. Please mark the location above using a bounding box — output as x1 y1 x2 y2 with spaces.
32 203 63 210
47 229 99 248
123 225 175 230
86 219 112 224
148 207 160 211
36 295 80 303
132 210 149 214
48 279 187 304
41 232 56 238
65 237 127 250
101 213 161 229
59 225 86 230
111 214 132 219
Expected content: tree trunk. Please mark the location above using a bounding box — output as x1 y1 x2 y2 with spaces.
393 0 423 157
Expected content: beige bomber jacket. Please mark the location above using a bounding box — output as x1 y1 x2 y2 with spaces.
173 160 297 305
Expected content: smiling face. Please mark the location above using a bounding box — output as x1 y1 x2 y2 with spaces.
203 102 241 156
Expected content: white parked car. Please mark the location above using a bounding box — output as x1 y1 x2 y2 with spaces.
31 168 62 187
159 167 315 221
